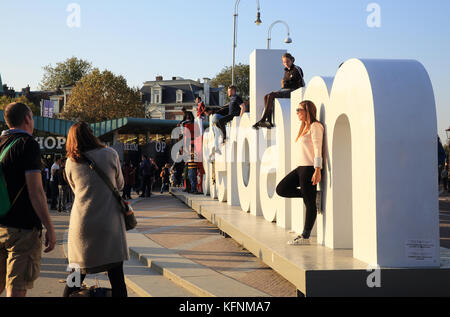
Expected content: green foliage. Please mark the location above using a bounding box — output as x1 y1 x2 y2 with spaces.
210 63 249 100
40 57 92 90
61 69 144 123
0 95 40 116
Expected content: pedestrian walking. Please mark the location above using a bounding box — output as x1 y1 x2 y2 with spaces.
150 158 159 195
63 122 129 297
56 159 69 213
160 163 170 193
0 102 56 297
122 161 136 200
438 136 447 190
441 164 449 192
50 157 62 210
187 153 199 194
140 155 153 198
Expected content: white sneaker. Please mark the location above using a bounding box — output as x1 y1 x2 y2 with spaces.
287 236 310 245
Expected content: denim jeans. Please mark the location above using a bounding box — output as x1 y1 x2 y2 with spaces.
57 185 69 211
188 169 197 193
212 114 224 152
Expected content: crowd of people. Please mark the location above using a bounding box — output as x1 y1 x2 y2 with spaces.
119 154 200 199
438 136 449 193
41 157 74 213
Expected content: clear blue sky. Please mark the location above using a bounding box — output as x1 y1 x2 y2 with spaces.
0 0 449 139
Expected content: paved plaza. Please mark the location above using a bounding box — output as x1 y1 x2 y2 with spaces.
1 190 448 297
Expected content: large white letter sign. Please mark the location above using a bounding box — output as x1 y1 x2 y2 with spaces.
202 128 213 196
236 114 252 212
301 59 439 267
200 50 440 269
226 118 240 206
259 99 292 227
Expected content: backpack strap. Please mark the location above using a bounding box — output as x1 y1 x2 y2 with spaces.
0 137 27 214
81 153 129 215
0 137 21 162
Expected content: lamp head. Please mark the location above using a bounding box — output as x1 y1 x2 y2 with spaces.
255 12 262 25
284 37 292 44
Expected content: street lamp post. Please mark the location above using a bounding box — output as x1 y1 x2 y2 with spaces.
232 0 262 86
267 20 292 49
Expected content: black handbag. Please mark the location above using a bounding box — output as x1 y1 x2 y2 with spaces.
82 154 137 231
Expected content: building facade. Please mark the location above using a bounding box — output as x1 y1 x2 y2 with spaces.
141 76 225 120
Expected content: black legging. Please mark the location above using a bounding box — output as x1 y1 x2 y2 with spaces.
259 89 292 124
276 166 317 239
63 262 127 297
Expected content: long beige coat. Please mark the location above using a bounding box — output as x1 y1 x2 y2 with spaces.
65 147 129 270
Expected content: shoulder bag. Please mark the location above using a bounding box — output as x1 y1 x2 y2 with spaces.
81 153 137 231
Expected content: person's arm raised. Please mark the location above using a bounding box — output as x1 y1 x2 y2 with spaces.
25 172 56 253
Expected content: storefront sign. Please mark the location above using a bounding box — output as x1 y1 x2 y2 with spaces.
155 141 166 153
123 143 139 151
35 136 66 151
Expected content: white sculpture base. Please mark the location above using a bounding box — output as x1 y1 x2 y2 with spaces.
172 189 450 297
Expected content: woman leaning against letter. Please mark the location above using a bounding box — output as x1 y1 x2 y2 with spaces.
63 122 129 297
276 100 324 245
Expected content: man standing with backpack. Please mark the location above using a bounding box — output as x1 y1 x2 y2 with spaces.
0 102 56 297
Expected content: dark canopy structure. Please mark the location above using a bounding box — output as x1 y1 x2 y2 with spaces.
0 111 208 138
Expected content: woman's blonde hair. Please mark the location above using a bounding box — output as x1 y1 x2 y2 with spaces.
296 100 320 140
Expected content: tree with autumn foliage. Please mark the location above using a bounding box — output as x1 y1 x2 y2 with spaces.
0 95 40 115
61 69 144 123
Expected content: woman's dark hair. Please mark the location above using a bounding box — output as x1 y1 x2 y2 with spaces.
185 111 194 122
66 122 105 163
282 53 295 63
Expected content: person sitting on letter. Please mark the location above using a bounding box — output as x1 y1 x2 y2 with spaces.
253 53 305 129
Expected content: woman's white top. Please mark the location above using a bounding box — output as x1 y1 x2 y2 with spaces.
298 122 324 169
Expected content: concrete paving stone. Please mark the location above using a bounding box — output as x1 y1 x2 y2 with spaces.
144 222 222 250
236 270 297 297
127 231 270 297
173 190 450 296
140 219 203 235
172 235 224 251
128 193 299 297
123 257 196 297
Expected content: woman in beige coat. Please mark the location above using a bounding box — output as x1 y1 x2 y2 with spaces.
63 122 129 297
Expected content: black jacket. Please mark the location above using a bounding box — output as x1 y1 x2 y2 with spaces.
282 64 305 90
